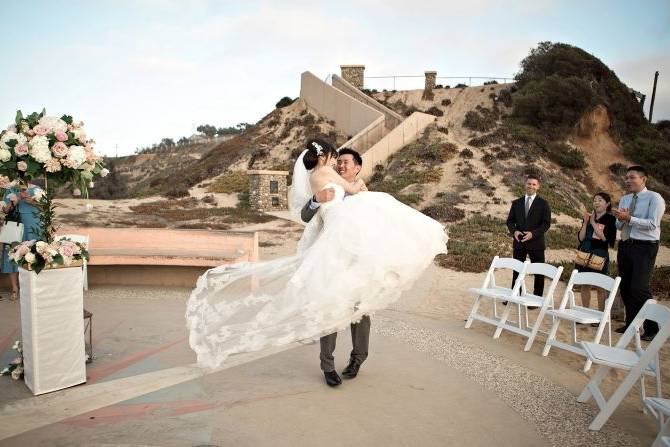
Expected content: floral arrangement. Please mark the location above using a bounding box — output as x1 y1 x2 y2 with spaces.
1 340 24 380
0 110 106 272
0 110 108 191
9 238 89 274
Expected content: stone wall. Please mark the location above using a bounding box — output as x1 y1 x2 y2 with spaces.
340 65 365 89
248 170 289 211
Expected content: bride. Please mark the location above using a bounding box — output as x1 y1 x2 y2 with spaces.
186 139 448 369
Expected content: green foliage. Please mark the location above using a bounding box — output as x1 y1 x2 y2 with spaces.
622 129 670 185
513 41 645 141
196 124 217 138
207 171 249 194
651 266 670 301
463 106 499 132
546 142 586 169
275 96 295 108
421 203 465 222
435 215 511 272
89 158 129 199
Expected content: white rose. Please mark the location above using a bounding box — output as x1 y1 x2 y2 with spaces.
38 116 68 133
28 135 51 163
67 145 86 166
0 131 25 150
72 128 86 142
24 252 36 264
35 241 48 252
100 168 109 177
0 149 11 162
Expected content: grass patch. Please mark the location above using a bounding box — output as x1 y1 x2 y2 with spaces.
207 171 248 194
651 266 670 301
436 215 511 272
662 220 670 248
546 224 579 250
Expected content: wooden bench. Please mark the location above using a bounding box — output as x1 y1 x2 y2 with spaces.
55 227 259 287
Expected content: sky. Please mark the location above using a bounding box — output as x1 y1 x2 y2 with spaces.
1 0 668 157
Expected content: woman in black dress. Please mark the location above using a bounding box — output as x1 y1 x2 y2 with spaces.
577 192 617 310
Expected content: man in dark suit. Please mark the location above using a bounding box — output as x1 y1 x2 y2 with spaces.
506 175 552 296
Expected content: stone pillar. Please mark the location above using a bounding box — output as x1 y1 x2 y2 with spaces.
422 71 437 100
247 170 289 211
340 65 365 89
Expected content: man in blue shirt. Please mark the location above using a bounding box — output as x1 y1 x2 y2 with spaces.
614 166 666 341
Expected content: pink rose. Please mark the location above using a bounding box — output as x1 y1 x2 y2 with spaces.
17 244 29 257
55 131 68 142
59 245 75 257
33 125 48 136
14 144 29 156
16 161 27 171
51 142 68 158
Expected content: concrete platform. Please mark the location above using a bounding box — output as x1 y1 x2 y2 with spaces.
0 286 654 446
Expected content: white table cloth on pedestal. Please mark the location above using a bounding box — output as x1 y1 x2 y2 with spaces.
19 266 86 395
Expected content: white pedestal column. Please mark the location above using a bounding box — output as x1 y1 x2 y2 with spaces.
19 266 86 395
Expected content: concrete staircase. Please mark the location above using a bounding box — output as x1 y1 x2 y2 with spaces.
299 71 435 180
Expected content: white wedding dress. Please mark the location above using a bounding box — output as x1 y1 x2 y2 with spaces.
186 181 448 369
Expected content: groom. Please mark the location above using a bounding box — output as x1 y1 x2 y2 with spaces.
300 147 371 387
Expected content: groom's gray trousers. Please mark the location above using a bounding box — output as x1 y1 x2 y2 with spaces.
300 197 371 372
320 316 371 372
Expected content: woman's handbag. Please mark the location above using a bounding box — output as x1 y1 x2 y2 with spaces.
574 250 606 271
0 207 24 244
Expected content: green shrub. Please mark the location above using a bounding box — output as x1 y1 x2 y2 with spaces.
463 106 499 132
425 106 444 117
546 142 587 169
460 148 474 158
275 97 295 108
207 171 248 194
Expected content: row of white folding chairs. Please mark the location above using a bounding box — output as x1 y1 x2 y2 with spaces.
465 256 669 437
465 256 620 371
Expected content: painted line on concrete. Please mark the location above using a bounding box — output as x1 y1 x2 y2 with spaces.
87 337 187 384
0 343 299 441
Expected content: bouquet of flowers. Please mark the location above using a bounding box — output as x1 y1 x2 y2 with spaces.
0 340 24 380
0 110 108 191
9 238 89 274
0 110 107 272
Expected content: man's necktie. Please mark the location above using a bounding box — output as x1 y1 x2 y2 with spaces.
621 193 638 241
525 196 531 217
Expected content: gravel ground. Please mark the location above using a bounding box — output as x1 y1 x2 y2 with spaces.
373 314 641 447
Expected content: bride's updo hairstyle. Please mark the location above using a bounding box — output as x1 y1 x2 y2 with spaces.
303 139 337 170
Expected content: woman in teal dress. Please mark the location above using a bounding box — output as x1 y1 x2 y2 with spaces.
2 181 44 301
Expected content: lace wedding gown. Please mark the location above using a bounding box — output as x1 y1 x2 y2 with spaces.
186 183 448 368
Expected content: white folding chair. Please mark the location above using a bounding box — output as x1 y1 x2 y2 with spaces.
577 299 669 430
541 270 621 371
492 263 563 351
465 256 529 331
645 398 670 447
57 233 90 291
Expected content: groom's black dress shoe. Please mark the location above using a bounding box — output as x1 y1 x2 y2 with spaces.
342 361 360 379
324 371 342 387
